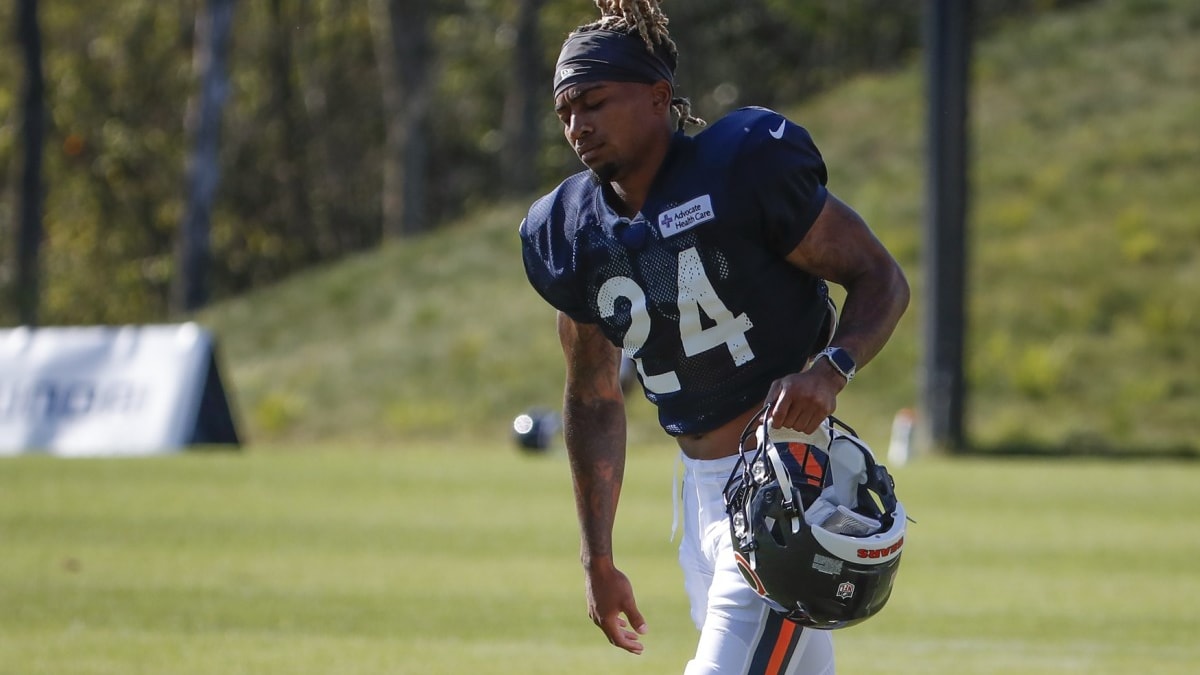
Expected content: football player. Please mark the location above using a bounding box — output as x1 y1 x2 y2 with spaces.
519 2 910 672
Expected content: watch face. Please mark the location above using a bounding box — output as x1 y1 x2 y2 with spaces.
830 348 855 374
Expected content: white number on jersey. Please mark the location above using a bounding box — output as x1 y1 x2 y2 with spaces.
677 247 755 366
596 247 755 395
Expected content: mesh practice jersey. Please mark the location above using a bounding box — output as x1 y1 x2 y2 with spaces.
520 106 833 436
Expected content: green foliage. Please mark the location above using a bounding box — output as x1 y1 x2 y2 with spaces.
1 0 1086 325
964 0 1200 450
1 448 1198 673
194 0 1200 454
1 1 390 324
0 3 191 324
3 0 1196 452
802 0 1200 451
203 201 606 445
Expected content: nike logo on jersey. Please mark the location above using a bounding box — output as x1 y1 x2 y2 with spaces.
658 195 715 238
769 119 786 139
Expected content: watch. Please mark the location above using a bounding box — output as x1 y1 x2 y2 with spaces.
815 346 856 382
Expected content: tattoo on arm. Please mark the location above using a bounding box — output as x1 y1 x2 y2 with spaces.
558 313 627 569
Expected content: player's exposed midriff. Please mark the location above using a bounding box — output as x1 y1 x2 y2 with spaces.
675 403 763 460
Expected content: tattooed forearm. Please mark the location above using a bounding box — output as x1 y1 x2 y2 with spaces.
563 395 626 567
557 312 627 569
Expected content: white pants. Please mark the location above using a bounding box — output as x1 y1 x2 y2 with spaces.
678 451 835 675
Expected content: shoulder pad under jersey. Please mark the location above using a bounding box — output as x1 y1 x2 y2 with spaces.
690 106 795 165
519 172 599 321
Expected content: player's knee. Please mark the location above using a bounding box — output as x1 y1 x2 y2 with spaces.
684 658 725 674
688 617 756 674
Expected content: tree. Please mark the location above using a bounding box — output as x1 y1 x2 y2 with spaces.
369 0 433 237
501 0 545 196
0 0 1077 325
266 0 315 265
15 0 45 325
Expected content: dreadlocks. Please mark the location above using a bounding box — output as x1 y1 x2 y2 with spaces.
575 1 705 130
581 1 672 55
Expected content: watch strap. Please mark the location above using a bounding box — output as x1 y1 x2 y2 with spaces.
815 346 856 382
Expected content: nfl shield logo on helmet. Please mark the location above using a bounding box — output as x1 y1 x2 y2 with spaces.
836 581 856 600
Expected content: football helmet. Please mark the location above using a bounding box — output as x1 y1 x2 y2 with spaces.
512 407 561 452
723 404 908 629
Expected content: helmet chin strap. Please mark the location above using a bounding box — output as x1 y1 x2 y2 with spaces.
753 414 810 534
766 443 803 534
755 416 879 534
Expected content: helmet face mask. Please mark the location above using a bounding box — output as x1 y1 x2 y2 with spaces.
723 408 907 630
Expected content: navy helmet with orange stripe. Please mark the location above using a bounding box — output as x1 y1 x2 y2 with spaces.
723 406 908 629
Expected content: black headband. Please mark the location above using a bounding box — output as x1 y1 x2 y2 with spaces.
553 29 676 100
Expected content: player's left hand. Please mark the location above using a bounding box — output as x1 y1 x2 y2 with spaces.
764 360 847 434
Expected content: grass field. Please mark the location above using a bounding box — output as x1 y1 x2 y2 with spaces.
4 2 1198 673
3 444 1198 674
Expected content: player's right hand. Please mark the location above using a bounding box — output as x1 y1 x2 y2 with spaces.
584 564 647 654
765 360 846 435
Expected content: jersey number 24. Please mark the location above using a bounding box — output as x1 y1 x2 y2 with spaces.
596 247 755 395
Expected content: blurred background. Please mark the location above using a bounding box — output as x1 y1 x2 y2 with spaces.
3 3 1199 674
1 0 1197 454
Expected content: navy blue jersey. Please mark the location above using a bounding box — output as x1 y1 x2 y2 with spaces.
520 107 832 436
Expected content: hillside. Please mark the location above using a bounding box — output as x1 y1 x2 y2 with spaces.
201 0 1200 454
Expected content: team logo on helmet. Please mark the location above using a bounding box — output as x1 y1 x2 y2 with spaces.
733 551 768 598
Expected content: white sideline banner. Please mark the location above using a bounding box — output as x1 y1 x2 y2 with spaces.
0 323 240 457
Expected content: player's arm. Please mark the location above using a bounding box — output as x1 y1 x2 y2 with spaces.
556 311 647 654
767 192 910 432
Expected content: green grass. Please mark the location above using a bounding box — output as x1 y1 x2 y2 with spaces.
7 2 1200 672
2 445 1199 674
198 0 1200 456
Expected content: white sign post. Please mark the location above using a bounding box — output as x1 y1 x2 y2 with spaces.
0 323 240 457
